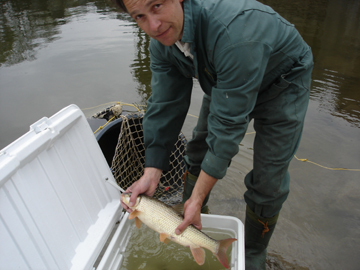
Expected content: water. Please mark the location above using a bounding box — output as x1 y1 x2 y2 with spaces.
261 0 360 128
119 223 234 270
1 0 360 269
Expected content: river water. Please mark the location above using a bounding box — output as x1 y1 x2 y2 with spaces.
0 0 359 269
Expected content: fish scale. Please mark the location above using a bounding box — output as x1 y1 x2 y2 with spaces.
137 196 218 252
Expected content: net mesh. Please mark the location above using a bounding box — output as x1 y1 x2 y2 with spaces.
111 113 187 205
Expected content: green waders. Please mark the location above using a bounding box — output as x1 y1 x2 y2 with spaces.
245 206 279 269
244 49 313 268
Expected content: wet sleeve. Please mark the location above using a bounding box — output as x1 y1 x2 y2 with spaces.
143 43 193 171
201 42 272 179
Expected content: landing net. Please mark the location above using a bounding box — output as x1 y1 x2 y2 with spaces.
109 113 187 205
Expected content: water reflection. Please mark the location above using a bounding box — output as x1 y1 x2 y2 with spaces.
130 27 152 104
259 0 360 127
312 69 360 127
0 0 116 66
0 0 151 102
1 0 59 65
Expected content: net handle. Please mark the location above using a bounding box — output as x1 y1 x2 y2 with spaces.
105 177 125 193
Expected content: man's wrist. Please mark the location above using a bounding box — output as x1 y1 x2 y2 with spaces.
189 193 205 208
143 167 162 185
190 170 217 205
144 167 162 176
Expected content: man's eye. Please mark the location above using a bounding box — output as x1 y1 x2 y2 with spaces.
135 14 143 20
154 4 161 9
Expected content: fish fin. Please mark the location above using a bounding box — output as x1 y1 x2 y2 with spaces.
129 210 140 220
164 238 171 244
159 233 170 243
190 246 205 265
214 238 237 269
134 217 142 228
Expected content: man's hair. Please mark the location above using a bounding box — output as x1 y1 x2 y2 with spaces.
112 0 128 13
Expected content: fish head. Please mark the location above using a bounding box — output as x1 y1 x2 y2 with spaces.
121 193 141 209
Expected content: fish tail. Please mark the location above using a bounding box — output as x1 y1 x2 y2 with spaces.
215 238 237 269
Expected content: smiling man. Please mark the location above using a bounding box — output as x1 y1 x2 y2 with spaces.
115 0 313 268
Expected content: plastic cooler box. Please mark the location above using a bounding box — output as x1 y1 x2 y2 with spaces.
0 104 244 270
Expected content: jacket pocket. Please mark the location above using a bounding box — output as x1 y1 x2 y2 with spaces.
256 74 291 105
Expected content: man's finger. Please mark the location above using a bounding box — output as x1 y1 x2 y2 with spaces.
193 221 202 231
175 220 190 235
129 188 140 207
120 200 132 212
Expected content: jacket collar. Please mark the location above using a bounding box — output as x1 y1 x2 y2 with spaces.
180 0 200 43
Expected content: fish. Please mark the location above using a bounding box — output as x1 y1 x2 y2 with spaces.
121 193 237 268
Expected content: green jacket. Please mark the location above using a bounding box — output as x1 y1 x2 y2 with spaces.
143 0 312 179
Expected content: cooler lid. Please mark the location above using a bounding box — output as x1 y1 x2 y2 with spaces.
0 104 122 270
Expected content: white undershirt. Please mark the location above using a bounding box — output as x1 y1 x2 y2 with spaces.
175 41 194 60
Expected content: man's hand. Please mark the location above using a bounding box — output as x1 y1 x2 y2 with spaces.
120 167 162 212
175 196 203 234
175 170 218 235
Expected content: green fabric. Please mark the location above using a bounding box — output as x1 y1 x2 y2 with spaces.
245 206 279 270
143 0 313 179
186 172 198 182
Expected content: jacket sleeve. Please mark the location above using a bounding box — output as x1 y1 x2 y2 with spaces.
143 42 193 171
201 41 273 179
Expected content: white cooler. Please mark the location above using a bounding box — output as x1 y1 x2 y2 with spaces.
0 104 244 270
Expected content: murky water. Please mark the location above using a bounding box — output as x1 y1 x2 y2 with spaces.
1 0 359 269
119 224 233 270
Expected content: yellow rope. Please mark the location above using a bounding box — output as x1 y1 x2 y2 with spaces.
294 155 360 171
93 115 117 135
187 113 199 118
90 102 145 135
121 103 143 113
82 101 145 113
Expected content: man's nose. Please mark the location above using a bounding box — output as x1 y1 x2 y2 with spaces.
148 15 161 32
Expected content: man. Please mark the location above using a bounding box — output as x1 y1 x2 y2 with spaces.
116 0 313 268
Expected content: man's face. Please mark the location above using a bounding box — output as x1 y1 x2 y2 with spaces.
123 0 184 46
